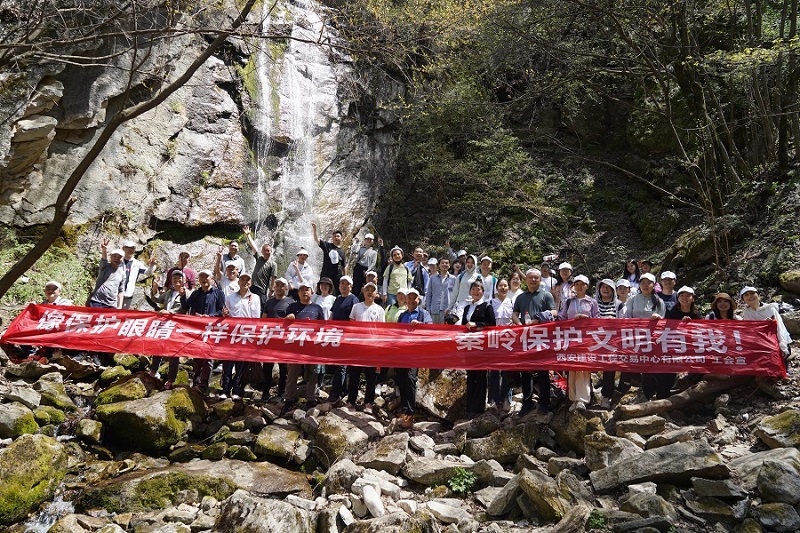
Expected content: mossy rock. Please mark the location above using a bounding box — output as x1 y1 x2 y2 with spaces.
169 444 206 463
95 388 206 453
100 365 131 383
201 442 228 461
113 353 145 369
0 402 38 438
33 380 77 412
255 426 301 461
755 409 800 449
34 405 67 426
95 377 148 406
226 445 257 461
0 434 69 525
76 418 103 445
779 269 800 294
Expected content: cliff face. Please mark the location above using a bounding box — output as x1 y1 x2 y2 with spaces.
0 0 399 275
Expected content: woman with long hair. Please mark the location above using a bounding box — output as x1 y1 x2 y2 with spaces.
552 261 575 311
624 273 666 401
706 292 739 320
312 277 336 319
622 260 640 295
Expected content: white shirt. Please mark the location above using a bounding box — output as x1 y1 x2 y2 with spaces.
225 290 261 318
742 303 792 355
312 294 336 320
491 297 514 326
540 276 556 292
122 258 155 297
350 302 386 322
285 261 314 290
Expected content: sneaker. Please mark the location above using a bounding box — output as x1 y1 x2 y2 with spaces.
363 403 373 413
569 401 586 414
398 413 414 429
231 394 241 401
486 402 496 410
163 381 173 391
600 397 612 410
218 393 228 400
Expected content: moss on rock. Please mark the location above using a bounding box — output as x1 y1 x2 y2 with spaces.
100 365 132 383
0 434 68 525
94 377 148 406
0 402 38 438
34 405 66 426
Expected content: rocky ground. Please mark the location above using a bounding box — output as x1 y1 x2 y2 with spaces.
0 345 798 533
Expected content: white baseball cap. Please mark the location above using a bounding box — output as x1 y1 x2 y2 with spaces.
677 286 694 295
573 274 590 284
456 249 467 257
480 256 492 263
616 279 631 288
364 282 378 289
296 248 309 256
660 271 676 280
364 233 374 240
558 262 573 271
427 258 438 265
198 269 213 276
121 240 137 248
274 277 288 285
640 273 656 283
739 286 758 297
365 270 378 278
298 280 314 289
45 280 62 289
396 287 409 295
340 275 353 285
406 288 420 297
109 248 124 257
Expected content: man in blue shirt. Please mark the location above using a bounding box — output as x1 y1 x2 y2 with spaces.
182 269 225 394
327 275 360 404
396 288 432 429
283 281 326 412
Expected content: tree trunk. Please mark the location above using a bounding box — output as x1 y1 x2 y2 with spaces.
616 376 749 419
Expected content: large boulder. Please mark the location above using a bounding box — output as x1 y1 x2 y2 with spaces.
94 388 205 453
729 447 800 491
778 269 800 294
589 439 729 493
314 409 383 468
0 401 38 438
583 431 643 471
76 459 311 513
755 409 800 449
33 372 77 411
215 490 315 532
416 368 467 421
254 425 309 464
756 459 800 505
0 382 41 409
401 456 474 486
463 422 539 463
357 431 409 475
0 434 69 525
94 376 149 406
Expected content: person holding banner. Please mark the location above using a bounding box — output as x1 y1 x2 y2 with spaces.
741 286 792 362
624 272 666 401
150 270 190 388
396 288 432 429
462 280 496 417
221 272 260 400
283 281 326 411
558 274 598 413
347 282 385 412
182 269 226 394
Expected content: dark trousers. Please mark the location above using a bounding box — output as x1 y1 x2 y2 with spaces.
347 366 377 405
353 263 367 299
488 370 506 405
643 373 674 400
329 365 348 400
221 361 245 396
520 371 551 409
466 370 487 415
192 359 212 391
262 363 288 396
396 367 418 414
151 356 180 383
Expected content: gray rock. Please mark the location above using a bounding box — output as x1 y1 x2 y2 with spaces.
33 375 77 411
362 484 385 518
426 500 471 524
474 486 502 508
627 482 657 495
4 361 60 379
324 458 363 494
457 411 502 438
463 423 538 463
417 369 467 421
547 456 588 477
754 409 800 449
487 473 523 516
611 516 674 532
338 505 355 526
534 447 558 462
0 401 36 439
341 512 435 533
215 490 315 532
401 456 473 486
620 492 677 521
357 432 409 475
0 382 41 409
683 495 737 522
615 415 666 437
433 442 459 455
286 494 318 511
645 426 703 449
756 459 800 504
752 502 800 533
189 513 216 531
729 447 800 491
584 431 643 471
409 434 435 452
76 418 103 445
254 425 303 461
163 504 200 524
589 439 729 494
691 478 748 499
517 469 573 522
315 409 383 468
471 459 503 485
95 388 205 453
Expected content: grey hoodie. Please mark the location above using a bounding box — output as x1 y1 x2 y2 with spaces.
450 254 479 310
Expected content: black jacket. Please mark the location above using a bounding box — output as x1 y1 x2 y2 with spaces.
461 301 496 327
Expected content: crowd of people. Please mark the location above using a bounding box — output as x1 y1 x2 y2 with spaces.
25 226 794 428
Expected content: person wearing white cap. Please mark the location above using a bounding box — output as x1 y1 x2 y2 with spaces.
657 271 678 312
396 287 433 428
346 282 385 411
359 270 384 306
88 238 127 309
615 279 632 310
285 248 313 300
382 246 412 306
118 240 156 309
477 256 497 303
553 262 575 311
427 257 439 278
215 260 240 297
740 286 792 361
327 275 360 405
263 278 295 399
425 257 457 324
445 240 467 269
405 247 430 299
283 280 326 410
351 232 382 297
181 268 226 394
313 223 345 295
557 274 598 413
651 285 702 400
43 280 72 306
385 286 408 323
243 225 277 299
220 272 260 400
595 278 623 409
624 272 666 402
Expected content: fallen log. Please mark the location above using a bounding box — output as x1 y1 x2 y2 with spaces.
617 375 750 419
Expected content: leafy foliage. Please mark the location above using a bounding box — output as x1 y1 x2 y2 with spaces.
447 466 477 495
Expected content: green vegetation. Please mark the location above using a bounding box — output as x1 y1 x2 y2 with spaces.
587 509 606 530
447 467 477 495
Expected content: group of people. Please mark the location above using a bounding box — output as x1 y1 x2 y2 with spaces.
35 227 794 427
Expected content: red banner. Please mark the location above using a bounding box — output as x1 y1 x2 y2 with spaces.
0 304 786 376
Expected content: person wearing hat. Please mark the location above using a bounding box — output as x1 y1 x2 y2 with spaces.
427 257 439 278
214 259 241 297
382 246 412 306
313 223 345 295
615 279 632 312
553 262 575 312
283 280 326 410
595 278 623 409
346 282 385 412
740 286 792 361
351 232 382 298
43 280 73 307
243 225 276 299
477 256 497 303
426 257 457 324
706 293 739 320
558 274 598 413
445 240 467 269
285 248 313 300
312 277 336 319
327 275 360 405
119 240 156 309
359 270 384 306
217 240 245 277
624 272 666 402
449 254 479 320
539 262 556 292
263 278 295 399
165 251 197 291
405 247 430 299
385 286 408 323
150 270 190 388
396 288 433 428
462 279 497 417
220 272 261 400
657 271 678 312
88 238 127 309
181 269 226 394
